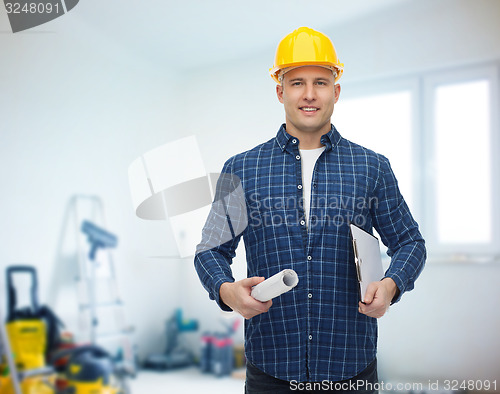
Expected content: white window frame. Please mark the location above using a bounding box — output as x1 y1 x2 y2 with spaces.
339 62 500 261
422 64 500 258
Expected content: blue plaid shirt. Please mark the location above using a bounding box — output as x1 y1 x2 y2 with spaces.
195 124 426 382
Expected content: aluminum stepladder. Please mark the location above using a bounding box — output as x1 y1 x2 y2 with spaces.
67 194 136 377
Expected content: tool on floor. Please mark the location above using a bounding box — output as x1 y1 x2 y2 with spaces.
1 265 58 394
143 309 198 370
6 266 46 372
0 303 22 394
52 344 126 394
200 318 240 377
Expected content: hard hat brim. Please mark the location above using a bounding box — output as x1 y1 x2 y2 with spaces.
270 61 344 84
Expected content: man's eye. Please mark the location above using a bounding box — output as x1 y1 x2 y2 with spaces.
316 81 326 85
291 82 302 86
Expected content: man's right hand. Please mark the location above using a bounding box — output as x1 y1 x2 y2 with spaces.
219 277 273 319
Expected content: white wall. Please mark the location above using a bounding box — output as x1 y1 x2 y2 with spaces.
331 0 500 83
0 12 189 358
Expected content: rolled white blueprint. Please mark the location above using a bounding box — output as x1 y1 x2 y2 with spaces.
251 269 299 302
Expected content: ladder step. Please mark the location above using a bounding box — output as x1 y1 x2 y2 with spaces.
96 328 135 341
79 300 124 310
18 366 55 380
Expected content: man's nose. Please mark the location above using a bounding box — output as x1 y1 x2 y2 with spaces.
302 83 316 101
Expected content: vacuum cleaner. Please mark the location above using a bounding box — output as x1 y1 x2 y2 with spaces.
52 345 120 394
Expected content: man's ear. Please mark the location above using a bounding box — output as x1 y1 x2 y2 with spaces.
334 84 341 104
276 84 284 104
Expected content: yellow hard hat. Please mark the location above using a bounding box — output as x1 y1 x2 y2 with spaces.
269 26 344 84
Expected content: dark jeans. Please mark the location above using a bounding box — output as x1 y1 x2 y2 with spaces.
245 358 378 394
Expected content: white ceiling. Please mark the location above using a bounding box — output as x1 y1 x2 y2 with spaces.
73 0 412 71
2 0 412 71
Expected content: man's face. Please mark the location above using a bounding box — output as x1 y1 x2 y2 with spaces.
276 66 340 136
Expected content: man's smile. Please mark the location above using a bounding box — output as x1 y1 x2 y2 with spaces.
299 106 319 113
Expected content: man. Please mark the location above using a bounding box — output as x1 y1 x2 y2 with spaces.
195 27 426 393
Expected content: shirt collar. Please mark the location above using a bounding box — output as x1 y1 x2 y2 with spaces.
275 123 342 153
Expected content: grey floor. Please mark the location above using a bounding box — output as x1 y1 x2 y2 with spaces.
127 368 455 394
128 367 245 393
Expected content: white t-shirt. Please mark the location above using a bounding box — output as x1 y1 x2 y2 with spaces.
299 146 326 228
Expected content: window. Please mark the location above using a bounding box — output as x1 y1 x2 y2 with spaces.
424 65 499 256
434 80 491 244
337 64 499 258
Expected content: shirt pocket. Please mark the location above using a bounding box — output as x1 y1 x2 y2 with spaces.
315 179 374 228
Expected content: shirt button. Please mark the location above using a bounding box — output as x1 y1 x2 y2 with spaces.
292 139 297 144
295 155 301 160
309 335 313 340
297 184 303 190
300 220 306 226
307 255 312 261
308 293 312 299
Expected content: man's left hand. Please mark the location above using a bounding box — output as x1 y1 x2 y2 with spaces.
358 278 398 318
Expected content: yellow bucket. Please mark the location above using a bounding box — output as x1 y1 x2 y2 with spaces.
6 320 46 370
